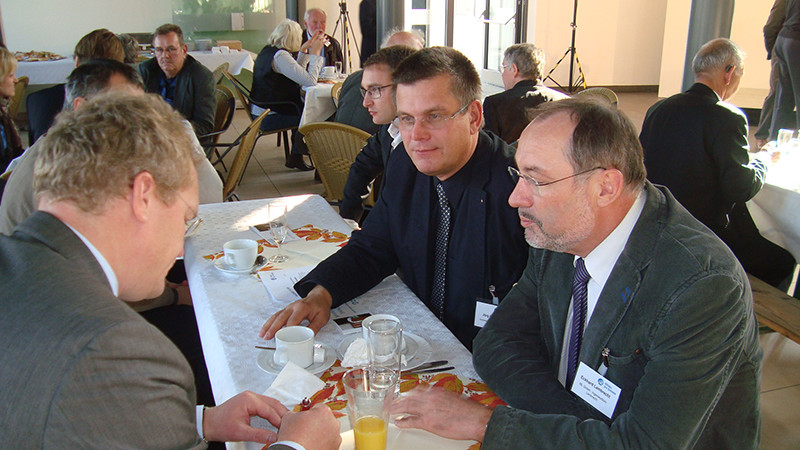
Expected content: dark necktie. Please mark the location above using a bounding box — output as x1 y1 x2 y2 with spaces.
566 258 590 387
431 183 450 319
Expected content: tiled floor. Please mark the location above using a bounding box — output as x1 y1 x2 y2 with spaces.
218 91 799 448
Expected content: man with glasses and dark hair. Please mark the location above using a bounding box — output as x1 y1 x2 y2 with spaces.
392 98 762 449
483 43 568 144
261 47 527 350
138 23 215 137
339 45 417 221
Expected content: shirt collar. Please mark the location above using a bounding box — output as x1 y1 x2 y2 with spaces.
388 120 402 149
580 188 647 287
64 224 120 297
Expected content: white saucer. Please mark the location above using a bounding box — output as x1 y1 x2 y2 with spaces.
257 343 336 375
338 332 432 371
213 256 266 274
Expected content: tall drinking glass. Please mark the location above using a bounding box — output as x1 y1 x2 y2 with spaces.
268 201 289 263
343 367 397 450
365 318 402 385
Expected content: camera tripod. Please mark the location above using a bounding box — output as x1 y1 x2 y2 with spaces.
543 0 587 93
331 0 361 73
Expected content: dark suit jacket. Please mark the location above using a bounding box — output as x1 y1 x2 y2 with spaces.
340 124 394 220
334 70 379 135
475 183 762 448
0 212 203 448
25 83 65 145
302 31 343 66
296 131 527 348
139 54 216 136
482 79 569 144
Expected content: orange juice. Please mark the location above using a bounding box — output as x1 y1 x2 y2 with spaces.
353 415 387 450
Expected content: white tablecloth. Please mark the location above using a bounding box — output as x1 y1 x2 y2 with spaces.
15 50 254 85
184 194 476 450
300 83 336 127
748 151 800 262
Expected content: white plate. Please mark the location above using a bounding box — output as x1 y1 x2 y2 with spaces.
337 332 432 371
257 343 336 375
213 256 265 274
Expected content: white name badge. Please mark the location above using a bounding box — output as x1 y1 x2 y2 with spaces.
473 302 497 328
570 362 621 419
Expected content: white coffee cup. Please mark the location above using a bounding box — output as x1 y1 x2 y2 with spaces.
219 45 230 54
223 239 258 270
273 326 325 368
321 66 336 78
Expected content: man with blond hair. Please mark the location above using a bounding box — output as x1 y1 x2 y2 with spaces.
0 93 340 449
483 43 568 144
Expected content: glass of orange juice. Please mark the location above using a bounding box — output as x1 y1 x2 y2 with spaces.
343 367 397 450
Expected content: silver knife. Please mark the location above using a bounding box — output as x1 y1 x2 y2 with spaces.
407 366 455 375
401 360 448 374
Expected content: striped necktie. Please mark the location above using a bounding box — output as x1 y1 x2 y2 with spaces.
431 182 450 319
566 258 590 387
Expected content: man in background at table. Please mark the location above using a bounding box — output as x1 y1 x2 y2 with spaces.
139 23 215 137
639 38 795 288
334 29 424 135
25 28 124 145
339 44 420 221
302 8 343 67
0 93 341 450
483 43 568 144
261 47 528 350
393 98 762 448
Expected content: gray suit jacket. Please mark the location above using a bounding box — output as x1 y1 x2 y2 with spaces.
0 212 204 448
474 183 762 449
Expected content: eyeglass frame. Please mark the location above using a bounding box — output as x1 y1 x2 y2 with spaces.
396 102 471 131
154 45 183 55
360 84 394 99
507 165 605 196
169 189 202 237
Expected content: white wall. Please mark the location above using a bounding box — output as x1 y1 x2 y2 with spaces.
306 0 364 69
531 0 668 88
1 0 171 56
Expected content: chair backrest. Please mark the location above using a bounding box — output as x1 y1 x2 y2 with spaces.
331 81 343 107
298 122 372 204
223 108 271 201
573 87 619 107
223 70 253 112
212 62 230 85
213 86 236 138
9 76 29 120
26 83 65 144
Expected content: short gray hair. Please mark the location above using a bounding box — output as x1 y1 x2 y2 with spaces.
63 59 144 111
304 8 326 23
380 28 425 49
267 19 303 53
504 43 545 81
35 93 200 213
692 38 745 76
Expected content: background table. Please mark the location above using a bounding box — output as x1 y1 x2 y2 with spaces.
300 82 337 127
184 194 477 450
15 50 255 85
748 151 800 262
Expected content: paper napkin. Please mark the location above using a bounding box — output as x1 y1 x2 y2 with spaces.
264 361 325 408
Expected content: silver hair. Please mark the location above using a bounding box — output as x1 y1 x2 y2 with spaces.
304 8 326 24
380 28 425 49
692 38 745 76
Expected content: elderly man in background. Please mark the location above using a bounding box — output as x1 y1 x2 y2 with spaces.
302 8 343 66
393 98 762 449
261 47 527 350
639 38 795 288
334 29 424 135
26 28 125 144
482 43 568 144
0 93 341 450
139 23 215 136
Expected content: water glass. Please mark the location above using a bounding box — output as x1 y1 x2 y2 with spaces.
335 61 343 76
343 367 397 450
365 317 402 378
268 201 289 263
777 129 794 150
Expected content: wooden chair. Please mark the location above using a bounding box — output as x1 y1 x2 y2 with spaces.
198 85 236 170
331 81 344 107
222 109 271 201
298 122 371 205
9 76 28 120
211 62 230 85
574 87 619 107
223 70 300 162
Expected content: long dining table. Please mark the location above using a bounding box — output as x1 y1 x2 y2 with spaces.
184 194 481 449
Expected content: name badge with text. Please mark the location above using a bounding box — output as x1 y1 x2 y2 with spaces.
570 362 621 418
474 301 497 328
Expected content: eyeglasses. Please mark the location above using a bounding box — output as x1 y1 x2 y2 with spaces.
396 103 470 131
501 62 512 71
360 84 393 99
172 191 202 237
507 166 605 196
155 46 181 55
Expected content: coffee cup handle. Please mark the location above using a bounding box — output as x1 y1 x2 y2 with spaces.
313 346 325 363
224 253 235 267
273 348 289 366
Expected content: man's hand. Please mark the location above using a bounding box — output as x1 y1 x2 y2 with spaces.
392 385 494 442
166 281 193 306
259 285 333 340
277 404 341 450
203 391 288 444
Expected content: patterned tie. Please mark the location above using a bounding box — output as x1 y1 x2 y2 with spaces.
566 258 590 388
431 183 450 319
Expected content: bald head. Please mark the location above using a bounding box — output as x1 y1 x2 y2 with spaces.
384 31 424 50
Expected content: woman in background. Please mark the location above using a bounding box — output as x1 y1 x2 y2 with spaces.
0 46 23 173
251 18 325 171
